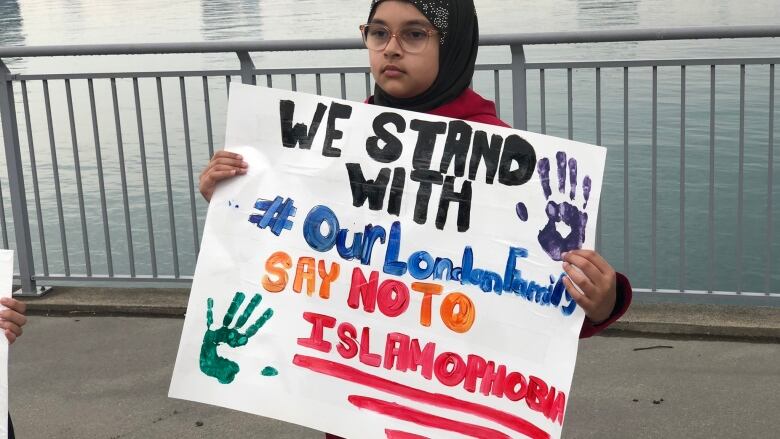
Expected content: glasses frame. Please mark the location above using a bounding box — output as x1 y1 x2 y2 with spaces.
359 23 438 54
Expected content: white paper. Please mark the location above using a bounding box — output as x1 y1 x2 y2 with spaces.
0 249 13 439
170 84 607 439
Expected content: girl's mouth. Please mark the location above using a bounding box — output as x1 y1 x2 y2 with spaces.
382 65 404 78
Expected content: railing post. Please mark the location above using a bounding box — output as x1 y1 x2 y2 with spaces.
0 59 39 295
510 44 528 131
237 51 256 85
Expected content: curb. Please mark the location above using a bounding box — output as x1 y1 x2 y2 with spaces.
19 287 780 342
604 322 780 343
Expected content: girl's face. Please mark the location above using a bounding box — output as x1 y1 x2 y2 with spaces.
368 0 440 99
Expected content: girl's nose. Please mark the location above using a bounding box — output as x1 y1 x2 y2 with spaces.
384 34 403 57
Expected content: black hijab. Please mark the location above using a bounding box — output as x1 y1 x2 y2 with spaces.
367 0 479 113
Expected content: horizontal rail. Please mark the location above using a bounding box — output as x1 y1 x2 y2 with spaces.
526 57 780 69
29 275 194 287
1 25 779 58
633 289 780 298
12 70 241 81
10 66 370 81
8 57 780 83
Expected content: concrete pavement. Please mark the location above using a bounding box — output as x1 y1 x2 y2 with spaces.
9 315 779 438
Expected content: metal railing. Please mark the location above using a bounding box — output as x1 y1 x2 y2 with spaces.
0 26 778 299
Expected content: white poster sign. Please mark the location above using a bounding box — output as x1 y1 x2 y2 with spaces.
170 84 606 439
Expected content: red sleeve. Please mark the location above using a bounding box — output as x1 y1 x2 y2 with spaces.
465 114 511 128
579 272 632 338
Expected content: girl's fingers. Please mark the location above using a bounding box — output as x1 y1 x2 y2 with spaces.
211 151 243 161
207 164 245 176
209 150 247 168
0 320 22 337
562 261 593 290
568 249 613 277
0 297 26 314
211 164 248 177
563 276 593 310
200 151 246 179
208 157 248 170
563 252 602 285
561 250 618 323
0 298 27 345
202 165 245 185
205 169 241 184
0 309 26 328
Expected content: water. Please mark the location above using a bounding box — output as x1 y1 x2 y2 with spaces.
0 0 778 293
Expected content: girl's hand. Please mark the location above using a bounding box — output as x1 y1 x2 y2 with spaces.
199 151 248 202
0 297 27 344
561 249 617 324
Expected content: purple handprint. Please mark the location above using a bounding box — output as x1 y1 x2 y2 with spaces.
517 151 592 261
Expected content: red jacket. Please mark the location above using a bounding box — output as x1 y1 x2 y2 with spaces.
367 88 632 338
367 88 511 128
422 87 512 128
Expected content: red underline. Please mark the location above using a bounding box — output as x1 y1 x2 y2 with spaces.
352 395 511 439
384 428 430 439
293 354 550 439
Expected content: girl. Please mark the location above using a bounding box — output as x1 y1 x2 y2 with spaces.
199 0 632 436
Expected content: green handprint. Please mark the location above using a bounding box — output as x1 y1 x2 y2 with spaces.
200 292 274 384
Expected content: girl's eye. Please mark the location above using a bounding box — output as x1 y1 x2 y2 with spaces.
369 29 389 39
404 29 428 41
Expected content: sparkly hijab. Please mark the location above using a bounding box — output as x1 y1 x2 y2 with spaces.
368 0 479 112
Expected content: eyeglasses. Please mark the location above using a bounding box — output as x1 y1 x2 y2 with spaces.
359 23 438 54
